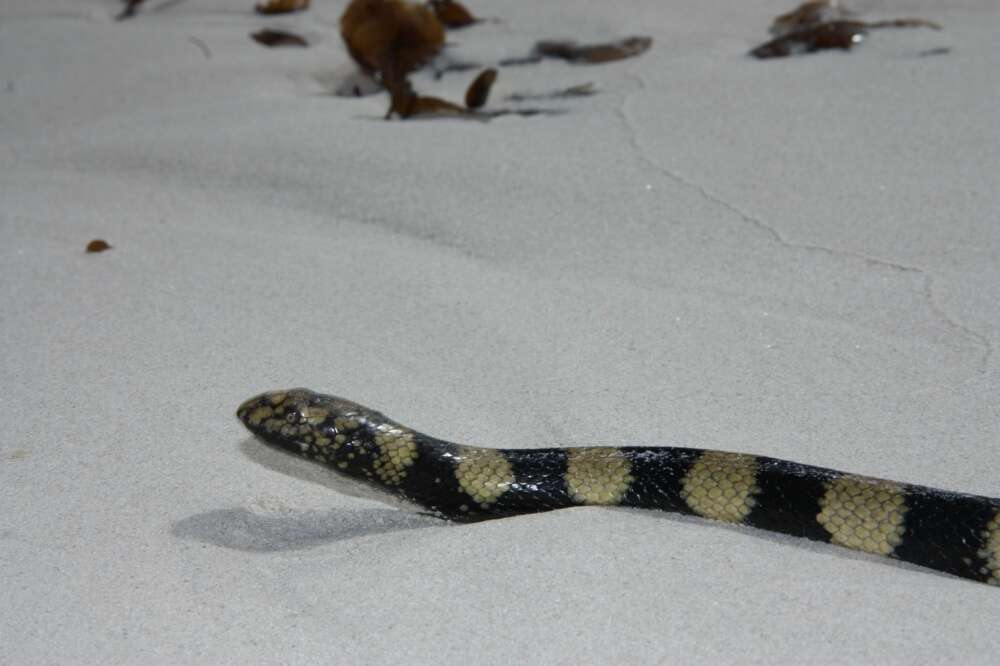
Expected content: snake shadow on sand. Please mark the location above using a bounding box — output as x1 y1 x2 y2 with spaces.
170 437 446 552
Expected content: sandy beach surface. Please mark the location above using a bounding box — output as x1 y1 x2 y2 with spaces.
3 0 1000 662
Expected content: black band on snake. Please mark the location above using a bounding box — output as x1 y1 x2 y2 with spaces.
236 388 1000 586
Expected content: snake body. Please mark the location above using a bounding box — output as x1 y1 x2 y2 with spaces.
237 388 1000 586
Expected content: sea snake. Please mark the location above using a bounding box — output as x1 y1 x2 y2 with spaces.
237 388 1000 586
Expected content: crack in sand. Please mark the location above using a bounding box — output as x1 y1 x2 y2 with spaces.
615 74 991 374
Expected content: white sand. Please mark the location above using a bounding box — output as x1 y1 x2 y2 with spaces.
3 0 1000 662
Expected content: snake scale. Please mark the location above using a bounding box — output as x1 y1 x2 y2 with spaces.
237 388 1000 586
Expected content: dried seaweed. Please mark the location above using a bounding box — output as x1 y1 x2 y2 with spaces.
752 20 868 58
770 0 852 36
752 1 942 59
535 36 651 64
251 29 309 47
336 2 635 121
501 36 652 66
255 0 310 15
386 78 465 118
341 0 444 79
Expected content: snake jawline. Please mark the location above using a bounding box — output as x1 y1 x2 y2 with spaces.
237 388 1000 586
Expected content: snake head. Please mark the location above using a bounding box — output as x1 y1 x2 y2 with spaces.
236 388 360 454
236 388 410 485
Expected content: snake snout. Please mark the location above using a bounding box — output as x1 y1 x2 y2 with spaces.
235 389 311 436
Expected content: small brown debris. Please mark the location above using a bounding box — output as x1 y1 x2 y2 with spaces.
429 0 477 28
251 29 309 47
464 68 497 109
255 0 310 15
534 36 652 64
86 239 112 253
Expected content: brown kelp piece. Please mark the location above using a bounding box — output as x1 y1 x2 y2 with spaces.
387 73 561 120
752 17 942 58
386 77 420 117
533 36 652 64
340 0 445 78
255 0 310 14
755 1 943 58
116 0 145 20
251 29 309 47
407 95 469 117
752 20 867 58
86 240 112 253
464 68 497 109
770 0 852 36
428 0 478 28
342 0 447 121
386 78 467 118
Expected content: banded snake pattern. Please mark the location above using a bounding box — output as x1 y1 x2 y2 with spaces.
237 388 1000 586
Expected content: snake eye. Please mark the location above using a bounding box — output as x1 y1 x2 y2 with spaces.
285 410 299 424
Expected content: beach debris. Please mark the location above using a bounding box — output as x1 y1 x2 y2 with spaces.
537 36 652 64
385 68 561 120
342 0 474 119
336 0 639 120
505 82 596 102
85 239 112 253
115 0 145 20
751 1 942 58
769 0 852 35
255 0 310 15
463 68 497 109
752 21 869 57
387 68 490 118
501 36 652 66
341 0 444 84
387 79 467 118
428 0 478 28
252 29 309 47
